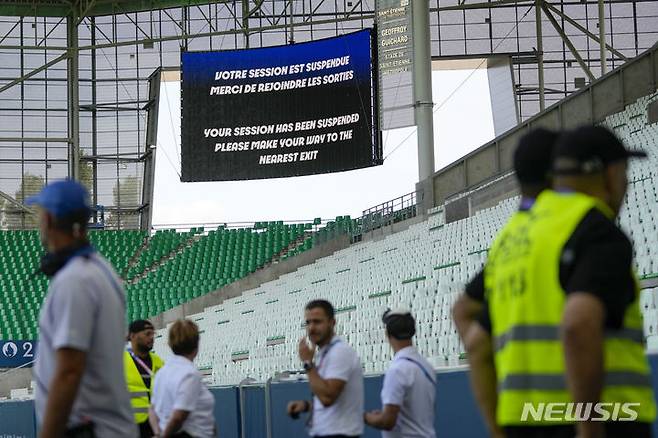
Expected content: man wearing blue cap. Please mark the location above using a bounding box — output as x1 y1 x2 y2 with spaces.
28 180 137 438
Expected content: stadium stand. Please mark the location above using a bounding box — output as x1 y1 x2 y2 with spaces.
125 222 315 320
1 91 656 400
125 228 200 280
0 230 147 340
153 197 517 384
0 231 43 340
0 219 350 338
90 230 147 277
151 91 658 386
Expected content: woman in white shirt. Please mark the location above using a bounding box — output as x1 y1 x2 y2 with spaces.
149 319 216 438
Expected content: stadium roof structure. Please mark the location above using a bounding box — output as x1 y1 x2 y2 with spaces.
0 0 656 230
0 1 221 17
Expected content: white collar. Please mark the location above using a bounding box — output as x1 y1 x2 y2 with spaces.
318 336 341 354
393 345 416 360
170 354 195 366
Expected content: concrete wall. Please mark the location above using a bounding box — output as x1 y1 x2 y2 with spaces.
8 355 658 438
151 235 351 329
487 56 520 136
0 368 32 398
425 43 658 207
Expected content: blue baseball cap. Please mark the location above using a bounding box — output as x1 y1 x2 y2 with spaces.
25 179 92 218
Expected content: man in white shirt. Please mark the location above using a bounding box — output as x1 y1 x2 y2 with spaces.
365 309 436 438
29 180 136 438
287 299 364 438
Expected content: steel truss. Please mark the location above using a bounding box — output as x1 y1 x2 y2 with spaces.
0 0 656 229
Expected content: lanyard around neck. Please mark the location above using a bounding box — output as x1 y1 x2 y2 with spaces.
317 338 340 370
398 356 436 386
128 349 153 376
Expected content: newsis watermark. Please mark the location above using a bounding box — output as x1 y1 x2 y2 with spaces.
521 402 641 422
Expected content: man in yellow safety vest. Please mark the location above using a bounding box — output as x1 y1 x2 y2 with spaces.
468 126 655 438
124 319 164 438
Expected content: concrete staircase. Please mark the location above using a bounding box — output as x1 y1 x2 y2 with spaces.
127 233 202 284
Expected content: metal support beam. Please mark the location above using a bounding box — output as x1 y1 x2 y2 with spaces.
247 0 266 17
434 0 533 12
141 70 161 231
0 190 34 215
543 2 628 62
0 137 69 142
598 0 607 75
535 0 545 111
413 0 436 181
67 14 80 181
91 16 98 208
77 0 98 24
0 53 68 94
287 0 295 44
542 4 596 82
242 0 250 48
76 13 373 51
0 13 375 52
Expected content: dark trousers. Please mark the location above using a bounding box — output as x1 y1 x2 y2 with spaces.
64 423 94 438
313 435 360 438
138 420 154 438
505 422 652 438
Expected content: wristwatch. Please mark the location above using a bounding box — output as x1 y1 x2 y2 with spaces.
303 360 315 371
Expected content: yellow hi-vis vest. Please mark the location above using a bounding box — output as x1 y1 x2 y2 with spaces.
124 350 164 424
486 190 656 426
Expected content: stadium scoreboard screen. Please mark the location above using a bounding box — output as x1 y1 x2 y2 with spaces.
180 29 382 182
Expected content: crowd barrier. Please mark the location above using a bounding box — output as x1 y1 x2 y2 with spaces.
4 355 658 437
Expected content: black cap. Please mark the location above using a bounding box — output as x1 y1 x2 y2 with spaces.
382 308 416 340
552 126 647 175
513 128 559 185
129 319 154 334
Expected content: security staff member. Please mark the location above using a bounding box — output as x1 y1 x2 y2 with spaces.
287 299 364 438
365 309 436 438
125 319 164 438
469 126 656 438
453 128 558 339
453 128 557 437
